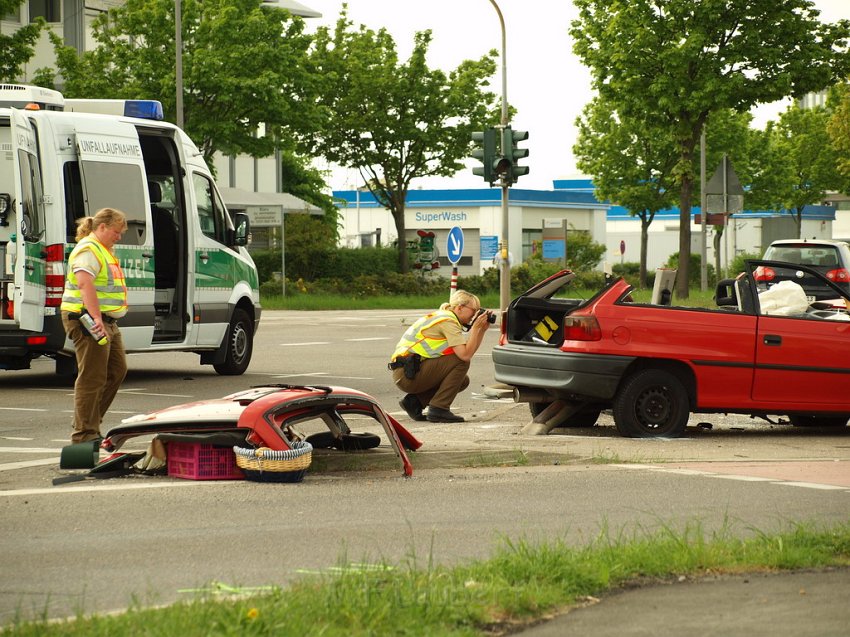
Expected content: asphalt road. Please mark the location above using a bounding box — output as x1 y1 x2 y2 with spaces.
1 310 848 627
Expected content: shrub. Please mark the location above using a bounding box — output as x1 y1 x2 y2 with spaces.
728 251 761 278
319 246 399 280
666 251 716 287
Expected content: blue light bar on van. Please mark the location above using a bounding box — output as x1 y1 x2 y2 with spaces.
123 100 164 120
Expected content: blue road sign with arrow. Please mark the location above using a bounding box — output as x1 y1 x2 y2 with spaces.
447 226 464 264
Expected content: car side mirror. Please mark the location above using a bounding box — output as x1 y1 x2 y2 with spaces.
715 279 738 307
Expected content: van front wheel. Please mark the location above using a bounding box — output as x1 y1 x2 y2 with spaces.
214 308 253 375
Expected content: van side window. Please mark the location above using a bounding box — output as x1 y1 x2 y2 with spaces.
65 160 147 246
193 173 227 244
16 149 45 241
63 162 84 242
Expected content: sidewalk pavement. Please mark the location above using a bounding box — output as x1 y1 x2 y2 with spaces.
390 393 850 637
518 568 850 637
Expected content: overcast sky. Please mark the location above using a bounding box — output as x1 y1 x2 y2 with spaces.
303 0 850 192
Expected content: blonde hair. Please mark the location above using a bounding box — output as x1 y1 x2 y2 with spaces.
75 207 128 242
440 289 480 312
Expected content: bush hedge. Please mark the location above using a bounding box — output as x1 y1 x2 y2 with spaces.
253 233 645 299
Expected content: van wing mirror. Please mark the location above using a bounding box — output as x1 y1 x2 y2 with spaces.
233 212 250 247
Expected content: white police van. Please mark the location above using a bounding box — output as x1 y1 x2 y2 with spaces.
0 84 261 375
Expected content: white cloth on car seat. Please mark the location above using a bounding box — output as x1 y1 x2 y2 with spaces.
758 280 809 316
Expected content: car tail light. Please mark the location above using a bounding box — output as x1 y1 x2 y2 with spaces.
44 244 65 307
826 268 850 283
563 315 601 341
753 266 775 281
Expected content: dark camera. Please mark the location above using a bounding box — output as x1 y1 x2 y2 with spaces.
474 308 496 324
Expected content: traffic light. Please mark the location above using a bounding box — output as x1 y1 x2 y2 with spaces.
471 128 498 184
502 126 529 183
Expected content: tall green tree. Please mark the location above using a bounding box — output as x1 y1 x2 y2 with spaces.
307 9 499 273
0 0 42 82
828 82 850 183
575 97 678 287
571 0 850 298
40 0 317 168
575 97 752 287
753 105 849 237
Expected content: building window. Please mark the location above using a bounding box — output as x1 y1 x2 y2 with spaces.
4 5 21 22
29 0 60 23
522 229 542 262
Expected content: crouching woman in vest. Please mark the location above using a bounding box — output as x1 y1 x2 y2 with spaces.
60 208 129 444
389 290 491 423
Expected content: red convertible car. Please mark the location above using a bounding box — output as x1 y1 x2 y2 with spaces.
492 261 850 438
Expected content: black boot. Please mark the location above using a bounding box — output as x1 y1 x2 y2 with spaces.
426 406 464 423
399 394 426 421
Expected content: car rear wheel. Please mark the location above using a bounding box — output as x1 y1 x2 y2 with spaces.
529 402 601 427
613 369 689 438
789 415 849 428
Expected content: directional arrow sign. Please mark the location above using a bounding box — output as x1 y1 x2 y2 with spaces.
447 226 464 264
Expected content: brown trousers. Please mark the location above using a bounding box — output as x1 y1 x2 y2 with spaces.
392 353 470 410
61 313 128 443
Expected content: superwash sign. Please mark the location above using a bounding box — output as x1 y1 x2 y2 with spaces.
414 211 469 223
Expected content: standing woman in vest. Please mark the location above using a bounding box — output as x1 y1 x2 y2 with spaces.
390 290 491 423
60 208 129 444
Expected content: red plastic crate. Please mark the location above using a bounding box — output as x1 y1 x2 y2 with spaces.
166 442 244 480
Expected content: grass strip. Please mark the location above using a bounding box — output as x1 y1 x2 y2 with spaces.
6 519 849 636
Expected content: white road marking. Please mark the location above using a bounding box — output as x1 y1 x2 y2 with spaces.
279 342 331 346
614 464 850 492
0 458 59 471
345 337 391 342
0 446 61 454
780 481 847 491
0 481 215 497
0 407 48 412
268 372 373 380
0 436 34 441
117 389 194 398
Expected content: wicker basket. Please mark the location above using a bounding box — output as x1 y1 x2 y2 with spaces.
233 441 312 483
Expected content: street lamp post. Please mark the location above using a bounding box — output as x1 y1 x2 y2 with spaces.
487 0 511 312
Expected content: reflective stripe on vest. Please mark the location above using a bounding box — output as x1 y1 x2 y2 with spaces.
60 237 128 315
391 309 460 361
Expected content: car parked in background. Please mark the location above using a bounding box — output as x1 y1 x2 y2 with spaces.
761 239 850 300
492 262 850 438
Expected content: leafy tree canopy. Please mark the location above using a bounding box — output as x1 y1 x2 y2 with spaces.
571 0 850 296
753 105 849 236
575 98 751 285
39 0 317 167
307 7 499 272
0 0 42 82
828 82 850 184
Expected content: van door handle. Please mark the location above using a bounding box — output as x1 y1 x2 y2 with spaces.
763 335 782 346
199 252 209 263
142 251 153 259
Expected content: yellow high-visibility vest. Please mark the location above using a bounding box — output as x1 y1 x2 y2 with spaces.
61 236 128 316
391 309 460 361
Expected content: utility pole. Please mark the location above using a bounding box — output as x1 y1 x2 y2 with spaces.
175 0 183 128
488 0 511 313
471 2 529 311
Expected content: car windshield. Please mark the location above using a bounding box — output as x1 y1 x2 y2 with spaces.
764 244 840 268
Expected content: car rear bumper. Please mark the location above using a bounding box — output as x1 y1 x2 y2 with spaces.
492 344 635 400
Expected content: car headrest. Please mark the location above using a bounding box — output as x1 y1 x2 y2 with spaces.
148 181 162 204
